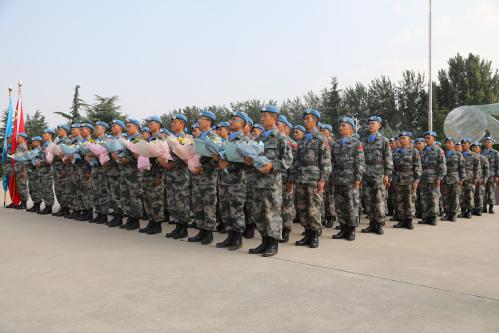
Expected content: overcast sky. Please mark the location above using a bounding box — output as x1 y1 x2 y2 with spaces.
1 0 498 126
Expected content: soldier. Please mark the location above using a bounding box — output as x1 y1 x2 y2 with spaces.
107 119 127 227
26 136 43 213
13 133 30 210
440 137 465 222
215 121 230 233
471 143 489 216
331 116 365 241
64 123 84 220
392 132 421 230
52 125 72 217
251 124 264 139
243 105 292 257
413 138 426 219
87 121 111 224
3 134 15 209
458 138 480 219
243 115 257 239
191 123 201 138
184 110 219 244
37 129 56 215
77 123 94 221
319 123 336 228
139 116 165 235
481 137 499 213
361 116 392 235
215 111 250 250
292 109 331 248
141 127 150 141
118 119 144 230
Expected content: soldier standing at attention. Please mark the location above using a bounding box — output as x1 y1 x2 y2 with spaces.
292 109 331 248
471 142 489 216
481 137 499 213
331 116 365 241
318 123 336 228
245 105 292 257
13 133 30 210
52 125 72 217
64 123 83 220
77 123 94 222
36 129 56 215
361 116 392 235
107 119 126 227
26 136 43 213
440 137 465 222
459 138 480 219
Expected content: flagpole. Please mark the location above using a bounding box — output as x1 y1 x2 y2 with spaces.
428 0 432 131
3 85 12 208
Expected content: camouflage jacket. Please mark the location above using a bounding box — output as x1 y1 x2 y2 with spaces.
330 135 365 186
144 132 164 179
363 133 393 183
13 143 28 173
198 129 221 174
37 141 54 175
282 135 298 183
53 136 72 172
477 154 490 183
420 144 446 183
481 148 499 178
123 133 142 168
443 150 465 184
219 131 250 186
254 128 293 189
462 150 480 182
291 128 331 185
392 147 421 185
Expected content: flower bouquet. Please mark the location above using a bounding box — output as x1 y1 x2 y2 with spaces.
45 142 63 164
235 141 271 169
88 142 110 165
166 135 201 172
118 138 152 171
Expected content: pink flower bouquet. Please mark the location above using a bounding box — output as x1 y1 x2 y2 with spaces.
88 142 110 165
166 136 201 172
45 142 63 164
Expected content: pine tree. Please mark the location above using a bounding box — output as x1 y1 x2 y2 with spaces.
25 110 48 137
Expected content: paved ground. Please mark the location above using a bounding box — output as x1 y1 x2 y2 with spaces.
1 204 499 332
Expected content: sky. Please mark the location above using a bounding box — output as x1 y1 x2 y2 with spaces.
1 0 498 126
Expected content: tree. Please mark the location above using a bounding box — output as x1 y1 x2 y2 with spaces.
54 85 87 123
367 76 397 132
25 110 48 137
85 95 124 124
319 77 343 125
342 82 369 127
396 70 427 134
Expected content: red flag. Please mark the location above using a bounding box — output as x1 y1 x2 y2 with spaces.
9 86 25 205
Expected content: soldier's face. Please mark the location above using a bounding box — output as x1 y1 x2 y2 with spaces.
192 128 201 138
252 128 263 137
142 132 150 140
425 135 435 146
462 142 470 151
94 126 105 137
277 122 287 134
148 121 161 132
338 123 353 136
445 141 454 150
57 129 67 137
367 121 381 133
399 136 410 146
294 130 304 141
320 129 331 138
71 128 81 137
171 119 185 133
472 146 480 153
43 133 52 141
126 123 138 136
219 127 229 138
198 117 212 130
261 112 276 128
81 127 91 137
303 115 318 131
455 145 462 152
484 140 492 149
230 117 244 131
111 124 122 136
32 141 41 148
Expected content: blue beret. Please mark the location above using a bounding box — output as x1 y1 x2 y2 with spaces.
399 131 413 138
435 141 442 146
111 119 126 129
231 111 248 124
303 109 321 119
126 118 141 128
483 136 495 142
470 142 480 147
31 136 42 142
445 137 455 143
218 121 230 128
293 125 306 133
321 124 333 132
148 115 162 124
171 114 188 123
461 137 472 143
245 115 254 126
81 123 94 130
191 122 199 129
410 140 415 144
415 138 425 143
18 132 29 139
254 124 264 131
368 116 382 123
339 116 356 129
95 121 110 130
141 126 150 133
261 105 280 114
57 124 70 132
455 142 462 146
71 122 81 129
423 131 437 138
43 128 55 134
199 110 216 122
278 115 289 123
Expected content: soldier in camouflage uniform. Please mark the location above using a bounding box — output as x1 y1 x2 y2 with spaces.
418 131 446 226
37 129 56 215
471 143 489 216
245 105 292 257
3 135 15 208
106 119 127 227
139 116 165 235
243 118 258 239
292 109 331 248
331 116 365 241
458 138 480 219
361 116 393 235
52 125 72 217
440 137 465 222
392 132 421 230
13 133 29 209
319 124 335 228
118 119 144 230
76 123 94 221
413 138 426 219
215 111 250 251
64 123 84 220
482 137 499 213
26 136 43 213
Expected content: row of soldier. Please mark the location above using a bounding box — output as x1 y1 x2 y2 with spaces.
3 107 498 257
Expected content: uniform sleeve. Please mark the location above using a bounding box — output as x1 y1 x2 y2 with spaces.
495 151 499 177
437 148 447 181
472 155 480 182
383 138 393 179
458 153 466 181
290 143 300 182
274 135 293 173
482 157 490 179
354 141 365 182
319 138 331 182
413 150 422 180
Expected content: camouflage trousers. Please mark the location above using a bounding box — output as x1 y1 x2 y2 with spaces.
27 168 42 203
142 165 164 223
14 170 29 202
244 172 257 226
39 168 55 207
219 176 246 233
69 164 84 211
485 177 496 205
253 185 283 240
164 167 191 225
59 163 75 208
392 182 415 219
334 185 360 227
441 182 460 213
282 181 296 230
120 165 143 218
362 179 386 223
419 182 440 218
460 180 475 209
191 170 217 231
474 182 486 210
79 167 93 211
415 186 422 217
107 164 124 215
321 184 335 221
296 183 322 232
91 166 110 215
52 162 67 208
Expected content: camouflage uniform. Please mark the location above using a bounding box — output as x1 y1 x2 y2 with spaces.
27 148 42 205
13 142 29 202
120 133 143 219
281 135 297 231
79 136 94 214
69 135 84 213
362 133 393 226
392 147 421 220
38 141 55 207
441 150 465 215
474 154 489 213
107 135 125 217
90 136 110 216
53 136 72 210
141 133 165 223
419 144 446 223
322 136 336 224
2 145 13 180
460 151 480 211
292 129 331 232
482 147 499 207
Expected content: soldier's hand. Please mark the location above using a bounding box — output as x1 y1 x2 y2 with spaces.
212 154 221 162
165 160 176 171
286 182 294 193
218 160 229 170
317 180 325 194
383 175 390 188
434 179 441 188
243 157 253 166
412 181 419 192
120 158 128 166
191 166 202 175
85 173 91 181
259 163 273 174
153 177 162 186
353 180 361 189
133 152 139 158
111 152 119 160
85 155 93 163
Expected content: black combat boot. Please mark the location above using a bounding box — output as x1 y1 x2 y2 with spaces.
345 226 356 241
201 230 213 245
188 229 205 242
166 223 182 238
295 229 311 246
418 218 428 224
448 212 457 222
216 231 233 248
146 222 162 235
335 224 342 230
393 219 405 228
309 230 319 248
52 207 67 217
374 222 384 235
458 208 467 218
96 213 108 224
229 232 242 251
6 202 15 208
79 209 92 222
74 211 85 221
279 228 291 243
249 236 268 254
16 201 27 210
89 213 100 223
332 225 347 239
483 205 488 213
361 221 376 233
38 205 52 215
63 209 76 219
120 217 130 229
242 224 255 239
139 220 154 233
325 218 334 228
427 216 437 226
489 205 495 214
463 209 472 219
262 238 278 257
441 211 449 221
173 224 188 239
126 217 140 230
108 214 123 227
27 202 39 212
405 218 414 230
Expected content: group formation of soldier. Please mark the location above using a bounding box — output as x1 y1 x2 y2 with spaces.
3 106 499 257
